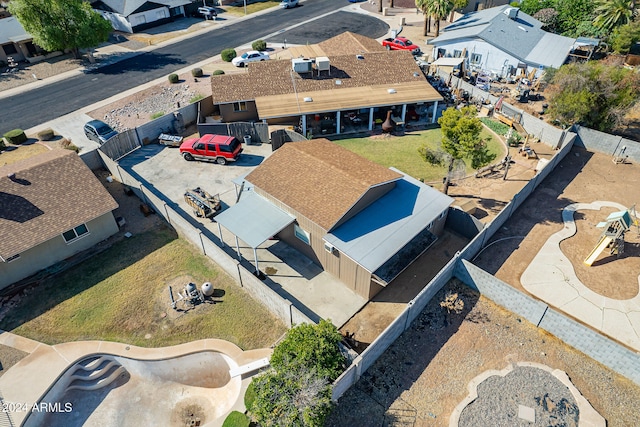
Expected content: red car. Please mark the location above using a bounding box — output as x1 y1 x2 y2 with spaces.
179 134 243 165
381 37 421 55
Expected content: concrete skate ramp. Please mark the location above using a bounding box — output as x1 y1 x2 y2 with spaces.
26 351 243 427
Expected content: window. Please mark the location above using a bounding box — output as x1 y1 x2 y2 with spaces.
233 102 248 112
6 254 20 262
207 143 216 151
294 224 310 245
2 44 18 55
471 53 482 64
194 143 205 150
453 50 462 58
63 224 89 243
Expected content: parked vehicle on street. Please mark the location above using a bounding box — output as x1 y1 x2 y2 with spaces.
381 37 421 55
179 134 243 164
231 50 270 67
83 120 118 144
280 0 298 8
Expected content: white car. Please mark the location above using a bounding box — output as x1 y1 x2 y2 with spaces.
231 51 270 67
280 0 298 8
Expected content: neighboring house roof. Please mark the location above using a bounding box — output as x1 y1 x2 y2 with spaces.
325 168 454 282
0 16 30 45
429 5 575 68
289 31 386 58
96 0 188 17
245 139 402 231
211 45 435 105
0 149 118 260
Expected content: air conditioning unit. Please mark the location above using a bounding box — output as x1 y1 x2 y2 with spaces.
324 242 335 253
292 58 313 73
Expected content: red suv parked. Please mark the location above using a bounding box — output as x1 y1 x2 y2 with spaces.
179 134 243 165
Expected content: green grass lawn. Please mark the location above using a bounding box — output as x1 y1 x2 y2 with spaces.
222 0 279 16
332 127 505 184
1 226 287 349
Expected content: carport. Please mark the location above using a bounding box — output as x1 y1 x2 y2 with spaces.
215 191 295 274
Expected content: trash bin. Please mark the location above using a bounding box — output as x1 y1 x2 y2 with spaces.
243 135 252 145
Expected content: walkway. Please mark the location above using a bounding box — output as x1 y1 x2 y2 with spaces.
521 201 640 351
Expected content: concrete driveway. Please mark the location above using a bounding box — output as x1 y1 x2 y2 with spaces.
118 142 367 327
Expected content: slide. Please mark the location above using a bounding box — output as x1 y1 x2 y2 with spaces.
584 236 613 266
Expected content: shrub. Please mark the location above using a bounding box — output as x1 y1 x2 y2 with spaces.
3 129 27 145
168 73 179 83
244 381 257 411
0 138 5 150
221 48 236 62
221 411 250 427
252 39 267 51
150 112 165 120
59 138 79 153
37 128 55 141
212 69 225 76
191 67 203 77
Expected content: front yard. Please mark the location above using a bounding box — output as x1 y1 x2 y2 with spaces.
332 127 505 185
0 225 287 349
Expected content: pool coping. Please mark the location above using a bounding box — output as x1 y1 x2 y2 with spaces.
0 330 271 426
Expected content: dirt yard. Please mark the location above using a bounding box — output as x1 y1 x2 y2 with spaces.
474 146 640 301
327 279 640 426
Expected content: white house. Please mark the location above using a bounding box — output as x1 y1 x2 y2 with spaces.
428 5 576 78
92 0 192 33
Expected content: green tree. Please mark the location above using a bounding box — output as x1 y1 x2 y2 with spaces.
426 0 453 37
611 20 640 53
519 0 554 16
546 62 640 131
9 0 111 59
270 319 345 381
419 106 494 194
555 0 596 36
593 0 638 32
250 320 346 427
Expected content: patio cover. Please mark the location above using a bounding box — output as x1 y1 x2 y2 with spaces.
431 57 464 67
215 191 295 249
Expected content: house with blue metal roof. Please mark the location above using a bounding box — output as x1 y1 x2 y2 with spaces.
215 139 454 300
428 5 576 77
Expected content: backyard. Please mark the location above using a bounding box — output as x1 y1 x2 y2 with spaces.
0 225 287 350
331 126 505 185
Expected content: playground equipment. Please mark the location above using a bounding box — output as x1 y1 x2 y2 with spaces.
584 210 632 266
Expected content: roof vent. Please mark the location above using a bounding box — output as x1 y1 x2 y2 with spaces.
303 97 313 102
356 54 364 60
503 7 519 20
7 173 16 180
387 88 397 94
335 79 342 85
518 25 527 32
413 72 420 77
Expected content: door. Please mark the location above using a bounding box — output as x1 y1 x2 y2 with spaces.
193 142 207 160
206 143 218 161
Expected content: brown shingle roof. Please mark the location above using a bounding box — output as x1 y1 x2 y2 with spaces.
0 149 118 259
211 49 427 104
316 31 387 56
245 139 402 230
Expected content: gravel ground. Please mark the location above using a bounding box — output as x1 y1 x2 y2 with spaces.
0 344 27 378
326 279 640 426
0 55 86 92
458 366 578 426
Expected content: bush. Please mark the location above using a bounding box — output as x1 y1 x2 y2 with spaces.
252 39 267 51
221 411 250 427
191 67 203 77
59 138 79 153
168 73 179 83
3 129 27 145
221 48 236 62
37 128 55 141
212 69 225 76
0 138 5 150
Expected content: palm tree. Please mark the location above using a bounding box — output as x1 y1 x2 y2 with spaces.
416 0 430 36
427 0 453 37
593 0 638 31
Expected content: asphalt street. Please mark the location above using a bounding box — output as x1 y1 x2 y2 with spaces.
1 3 389 134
